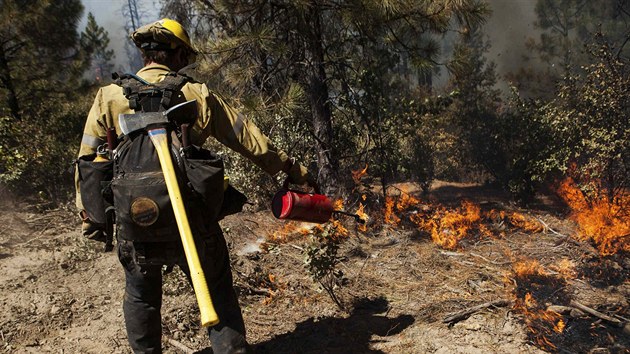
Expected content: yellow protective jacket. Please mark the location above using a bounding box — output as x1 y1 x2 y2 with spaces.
76 64 305 210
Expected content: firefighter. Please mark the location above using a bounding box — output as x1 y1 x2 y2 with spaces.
76 18 316 353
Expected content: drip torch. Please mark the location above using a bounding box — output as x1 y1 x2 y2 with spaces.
271 179 366 224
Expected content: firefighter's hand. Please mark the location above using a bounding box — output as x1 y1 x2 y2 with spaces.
305 173 320 194
80 212 106 242
287 163 319 193
286 160 308 185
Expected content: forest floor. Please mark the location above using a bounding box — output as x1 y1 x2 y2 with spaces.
0 181 628 354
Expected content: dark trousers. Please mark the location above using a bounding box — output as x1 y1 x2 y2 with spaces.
117 230 248 354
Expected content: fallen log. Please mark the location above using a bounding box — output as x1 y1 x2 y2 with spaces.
443 299 511 325
569 300 625 328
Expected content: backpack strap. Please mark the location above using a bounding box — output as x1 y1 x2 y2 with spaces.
112 71 190 113
158 73 189 110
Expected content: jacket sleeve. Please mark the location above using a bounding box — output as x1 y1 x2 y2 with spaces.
197 87 291 176
75 88 109 211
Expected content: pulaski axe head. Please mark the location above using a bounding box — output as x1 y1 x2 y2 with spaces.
119 100 198 135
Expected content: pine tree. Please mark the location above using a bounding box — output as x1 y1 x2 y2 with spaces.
162 0 490 194
0 0 84 120
0 0 91 200
81 13 115 82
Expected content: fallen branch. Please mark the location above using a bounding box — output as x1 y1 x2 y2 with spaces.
469 252 512 266
439 250 464 257
238 282 275 297
443 299 511 325
569 300 625 328
535 217 599 254
166 337 195 354
534 217 567 238
289 244 304 251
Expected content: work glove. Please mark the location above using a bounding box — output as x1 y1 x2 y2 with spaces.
80 211 106 242
286 161 320 193
305 173 320 194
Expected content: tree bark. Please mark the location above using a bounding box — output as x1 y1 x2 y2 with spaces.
0 44 21 121
301 6 339 195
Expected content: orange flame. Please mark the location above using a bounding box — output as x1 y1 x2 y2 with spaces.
266 221 312 243
396 192 420 211
428 201 484 250
356 203 368 232
510 260 567 351
351 164 369 184
259 273 282 305
384 197 401 225
409 211 430 230
513 259 546 277
331 219 349 239
557 178 630 255
333 198 344 211
383 190 420 226
514 296 566 350
507 212 543 233
402 199 545 249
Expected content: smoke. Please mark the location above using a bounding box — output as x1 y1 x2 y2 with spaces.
80 0 542 88
483 0 541 86
80 0 160 72
432 1 541 92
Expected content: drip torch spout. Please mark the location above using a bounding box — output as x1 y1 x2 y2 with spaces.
333 210 366 224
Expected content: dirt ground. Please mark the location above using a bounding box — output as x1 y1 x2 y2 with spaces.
0 182 628 354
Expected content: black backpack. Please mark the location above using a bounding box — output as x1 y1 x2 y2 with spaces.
113 71 227 242
77 70 244 248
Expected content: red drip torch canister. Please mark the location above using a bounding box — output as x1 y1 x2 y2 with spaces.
272 188 334 223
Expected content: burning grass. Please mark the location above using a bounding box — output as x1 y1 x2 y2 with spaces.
355 202 368 232
412 201 493 250
348 167 542 249
265 219 350 244
265 221 318 244
509 260 570 351
507 258 630 353
396 196 541 250
384 197 401 226
261 177 628 352
557 177 630 255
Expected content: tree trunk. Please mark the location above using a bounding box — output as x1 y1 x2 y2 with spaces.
302 6 339 195
0 44 21 121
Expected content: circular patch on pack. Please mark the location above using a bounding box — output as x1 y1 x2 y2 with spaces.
130 197 160 226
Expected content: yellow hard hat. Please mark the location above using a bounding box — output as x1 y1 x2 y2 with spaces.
131 18 196 54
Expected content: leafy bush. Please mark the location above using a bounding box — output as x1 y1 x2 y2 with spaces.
303 222 349 311
481 35 629 203
0 90 93 203
540 36 629 204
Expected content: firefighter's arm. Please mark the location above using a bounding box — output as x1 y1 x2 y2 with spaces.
199 90 313 185
75 89 109 240
75 89 109 208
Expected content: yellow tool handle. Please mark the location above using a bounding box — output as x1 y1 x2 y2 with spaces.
149 128 219 327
